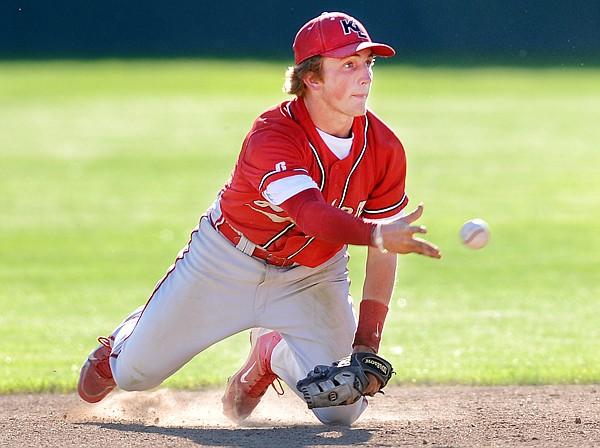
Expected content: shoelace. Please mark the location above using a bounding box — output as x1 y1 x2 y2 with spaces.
248 372 285 398
98 336 111 348
271 378 284 396
94 336 114 380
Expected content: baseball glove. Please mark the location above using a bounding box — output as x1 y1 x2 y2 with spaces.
296 352 394 409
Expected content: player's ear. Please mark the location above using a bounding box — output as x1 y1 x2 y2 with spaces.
303 72 322 91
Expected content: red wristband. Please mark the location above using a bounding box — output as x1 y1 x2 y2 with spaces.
352 299 389 353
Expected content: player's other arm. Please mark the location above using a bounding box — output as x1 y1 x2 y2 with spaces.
354 247 397 394
354 247 396 353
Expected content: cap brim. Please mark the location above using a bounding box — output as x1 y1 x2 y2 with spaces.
321 41 395 59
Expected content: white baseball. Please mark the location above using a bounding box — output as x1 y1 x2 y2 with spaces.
460 218 490 249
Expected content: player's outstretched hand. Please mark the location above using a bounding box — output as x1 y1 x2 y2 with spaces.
379 203 441 258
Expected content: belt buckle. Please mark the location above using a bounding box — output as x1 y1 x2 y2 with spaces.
266 253 287 267
265 253 277 266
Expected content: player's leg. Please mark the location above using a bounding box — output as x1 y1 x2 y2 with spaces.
78 217 264 401
221 249 355 423
112 218 268 390
263 249 367 425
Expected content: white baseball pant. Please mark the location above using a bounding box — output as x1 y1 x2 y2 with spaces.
106 215 367 425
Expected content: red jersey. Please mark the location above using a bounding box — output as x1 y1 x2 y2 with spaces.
215 97 408 268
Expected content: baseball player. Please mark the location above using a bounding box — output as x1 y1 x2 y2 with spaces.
77 11 441 426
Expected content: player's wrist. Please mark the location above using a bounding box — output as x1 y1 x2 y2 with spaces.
371 223 388 253
352 344 376 354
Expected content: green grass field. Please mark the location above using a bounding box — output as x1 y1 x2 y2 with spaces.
1 60 599 393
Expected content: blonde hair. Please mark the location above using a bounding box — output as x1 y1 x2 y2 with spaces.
282 55 324 97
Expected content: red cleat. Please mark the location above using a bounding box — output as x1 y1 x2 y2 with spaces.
77 337 116 403
222 329 283 422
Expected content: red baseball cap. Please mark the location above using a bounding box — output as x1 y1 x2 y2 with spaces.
293 12 395 65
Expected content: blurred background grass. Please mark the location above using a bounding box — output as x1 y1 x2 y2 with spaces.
0 60 599 392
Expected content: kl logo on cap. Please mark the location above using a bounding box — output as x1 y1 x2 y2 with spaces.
340 20 367 39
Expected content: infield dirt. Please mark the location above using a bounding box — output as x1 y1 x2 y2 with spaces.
1 385 599 447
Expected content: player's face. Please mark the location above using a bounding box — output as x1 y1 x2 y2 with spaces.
320 50 374 120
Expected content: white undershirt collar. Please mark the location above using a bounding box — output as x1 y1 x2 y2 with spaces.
316 128 353 160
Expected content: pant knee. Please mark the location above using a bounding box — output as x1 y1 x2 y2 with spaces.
110 357 163 392
312 398 368 426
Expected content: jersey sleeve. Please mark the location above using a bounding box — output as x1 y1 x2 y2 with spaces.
239 126 312 198
263 175 319 205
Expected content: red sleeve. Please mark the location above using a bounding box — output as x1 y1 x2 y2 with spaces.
280 189 375 245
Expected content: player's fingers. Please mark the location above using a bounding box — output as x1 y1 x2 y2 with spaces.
408 225 427 235
364 373 382 395
414 240 442 258
403 203 424 224
406 237 439 256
